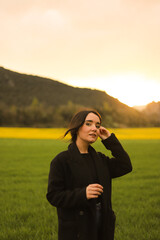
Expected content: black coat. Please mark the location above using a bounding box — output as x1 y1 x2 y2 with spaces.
46 133 132 240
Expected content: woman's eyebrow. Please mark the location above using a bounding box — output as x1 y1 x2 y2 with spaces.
85 120 101 124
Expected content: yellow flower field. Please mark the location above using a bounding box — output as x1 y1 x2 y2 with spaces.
0 127 160 140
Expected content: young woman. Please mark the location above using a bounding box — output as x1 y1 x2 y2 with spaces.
46 109 132 240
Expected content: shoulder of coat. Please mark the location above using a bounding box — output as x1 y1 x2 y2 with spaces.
97 151 109 162
57 150 69 159
97 151 104 157
51 150 69 165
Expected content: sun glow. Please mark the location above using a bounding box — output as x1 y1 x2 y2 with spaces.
64 73 160 107
103 74 160 107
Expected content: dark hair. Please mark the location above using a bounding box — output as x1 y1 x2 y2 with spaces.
64 109 102 142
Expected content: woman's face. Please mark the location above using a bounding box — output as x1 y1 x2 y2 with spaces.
77 112 101 144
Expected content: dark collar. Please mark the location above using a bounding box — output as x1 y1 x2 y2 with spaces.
68 141 96 161
67 142 107 186
67 141 111 209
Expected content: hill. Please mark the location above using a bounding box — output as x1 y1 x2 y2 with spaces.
0 66 152 127
142 101 160 126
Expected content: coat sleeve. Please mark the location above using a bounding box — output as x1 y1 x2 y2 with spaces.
101 133 132 178
46 153 88 208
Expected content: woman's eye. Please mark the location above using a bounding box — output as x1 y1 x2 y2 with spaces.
85 122 100 128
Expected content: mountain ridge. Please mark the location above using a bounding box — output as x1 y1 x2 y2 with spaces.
0 66 157 127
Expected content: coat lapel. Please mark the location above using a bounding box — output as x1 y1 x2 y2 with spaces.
88 145 107 186
67 142 93 187
89 145 111 209
67 142 111 210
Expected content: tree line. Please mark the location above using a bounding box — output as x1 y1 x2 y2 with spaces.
0 98 156 128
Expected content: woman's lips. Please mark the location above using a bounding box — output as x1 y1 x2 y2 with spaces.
89 133 97 137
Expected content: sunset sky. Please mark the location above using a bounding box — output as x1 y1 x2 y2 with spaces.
1 0 160 107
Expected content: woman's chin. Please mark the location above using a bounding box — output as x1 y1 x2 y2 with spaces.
88 138 97 144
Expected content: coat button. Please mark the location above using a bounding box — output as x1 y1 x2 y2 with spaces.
79 210 84 216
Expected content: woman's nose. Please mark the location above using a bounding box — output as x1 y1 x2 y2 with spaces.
92 125 97 131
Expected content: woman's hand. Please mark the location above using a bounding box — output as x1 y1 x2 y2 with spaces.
98 126 111 140
86 184 103 199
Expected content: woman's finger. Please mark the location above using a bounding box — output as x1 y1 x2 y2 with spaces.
86 184 104 199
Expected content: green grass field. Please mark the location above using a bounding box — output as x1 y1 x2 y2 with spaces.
0 138 160 240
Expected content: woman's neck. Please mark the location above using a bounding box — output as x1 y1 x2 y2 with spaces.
76 138 89 153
